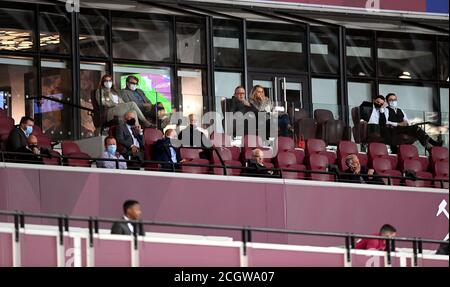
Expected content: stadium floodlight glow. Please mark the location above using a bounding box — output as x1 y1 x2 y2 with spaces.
399 71 412 80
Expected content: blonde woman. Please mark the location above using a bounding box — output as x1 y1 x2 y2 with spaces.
94 74 151 127
249 85 272 113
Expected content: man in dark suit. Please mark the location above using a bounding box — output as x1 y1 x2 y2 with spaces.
115 111 145 165
223 86 255 136
340 154 384 185
384 93 442 153
7 116 35 152
111 200 144 236
119 75 153 119
152 129 183 171
359 95 389 143
243 149 275 178
15 134 52 165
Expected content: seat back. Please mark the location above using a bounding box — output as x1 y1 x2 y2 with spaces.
180 147 201 160
373 157 392 173
210 133 231 147
212 147 232 163
434 161 449 177
398 144 419 170
276 151 297 168
403 159 423 173
308 153 333 181
368 142 388 162
242 134 263 148
351 106 367 144
144 128 163 145
42 150 61 166
277 136 295 152
314 109 334 124
181 159 210 174
430 147 449 164
338 141 358 159
66 152 91 167
306 139 326 155
294 118 317 142
61 141 82 155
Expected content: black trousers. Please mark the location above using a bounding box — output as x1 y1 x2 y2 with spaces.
387 125 430 153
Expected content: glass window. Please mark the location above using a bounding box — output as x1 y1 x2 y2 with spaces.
178 69 204 117
346 30 374 77
213 19 242 68
214 71 241 133
40 8 71 54
177 19 205 64
0 8 34 52
310 26 339 75
347 82 373 133
246 22 306 72
439 40 449 82
112 15 172 62
80 62 107 138
312 78 339 118
377 33 435 80
35 59 73 141
0 56 36 123
79 10 109 58
113 64 172 113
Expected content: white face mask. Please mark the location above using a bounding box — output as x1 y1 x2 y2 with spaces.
103 81 113 89
129 84 137 91
389 101 398 108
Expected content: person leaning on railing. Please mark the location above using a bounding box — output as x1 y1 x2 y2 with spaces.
355 224 397 251
340 154 384 185
96 136 127 170
94 74 151 128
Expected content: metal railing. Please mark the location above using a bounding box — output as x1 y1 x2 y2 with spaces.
0 210 447 267
0 150 448 188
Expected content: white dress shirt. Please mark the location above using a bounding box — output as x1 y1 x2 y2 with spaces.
386 108 410 127
123 215 134 233
368 106 389 124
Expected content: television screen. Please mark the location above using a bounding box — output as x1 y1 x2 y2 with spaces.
33 93 64 114
120 73 172 113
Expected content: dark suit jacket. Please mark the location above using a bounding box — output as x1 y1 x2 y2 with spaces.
115 122 145 157
243 160 275 178
7 126 27 152
225 97 255 114
359 101 374 122
15 146 51 165
178 125 211 148
119 88 151 111
340 166 384 185
111 220 144 236
153 137 180 170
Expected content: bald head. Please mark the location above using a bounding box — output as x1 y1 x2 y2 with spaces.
165 129 177 139
27 135 38 146
252 148 264 165
188 114 197 126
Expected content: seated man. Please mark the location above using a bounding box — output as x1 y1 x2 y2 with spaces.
119 75 153 119
223 86 256 136
7 116 35 152
116 111 145 166
15 134 52 164
111 200 144 236
340 154 384 185
359 95 389 143
152 129 183 171
178 114 211 148
356 224 397 251
385 93 442 153
243 148 275 178
97 136 127 169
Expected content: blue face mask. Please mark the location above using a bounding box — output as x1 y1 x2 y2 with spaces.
25 125 33 136
107 144 117 154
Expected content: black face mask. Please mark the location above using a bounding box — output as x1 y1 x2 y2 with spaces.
126 118 136 126
28 144 38 149
374 103 383 109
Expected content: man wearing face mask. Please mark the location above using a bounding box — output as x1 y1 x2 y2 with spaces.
116 111 145 168
97 136 127 169
359 95 389 143
119 75 154 120
7 116 35 153
15 134 52 165
385 93 442 153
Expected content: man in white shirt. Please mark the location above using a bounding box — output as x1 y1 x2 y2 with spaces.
359 95 389 143
111 200 144 235
385 93 442 152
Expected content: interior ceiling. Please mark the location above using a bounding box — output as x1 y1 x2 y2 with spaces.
7 0 450 35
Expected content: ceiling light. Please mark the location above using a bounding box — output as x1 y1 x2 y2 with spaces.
399 71 412 80
358 72 366 77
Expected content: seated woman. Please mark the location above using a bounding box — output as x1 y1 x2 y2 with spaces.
249 85 272 113
94 74 151 128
